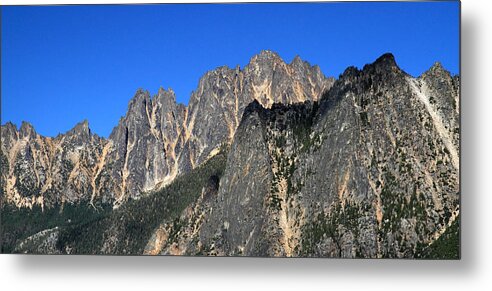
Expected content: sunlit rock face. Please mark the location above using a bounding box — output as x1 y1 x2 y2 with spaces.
101 88 187 206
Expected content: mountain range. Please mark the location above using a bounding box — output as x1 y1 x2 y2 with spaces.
0 51 460 258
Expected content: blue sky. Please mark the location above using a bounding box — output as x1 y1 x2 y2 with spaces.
1 2 459 137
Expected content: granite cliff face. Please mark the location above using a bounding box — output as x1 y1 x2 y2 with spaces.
100 88 187 206
1 50 333 208
1 52 459 258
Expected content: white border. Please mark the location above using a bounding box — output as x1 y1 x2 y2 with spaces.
2 0 492 290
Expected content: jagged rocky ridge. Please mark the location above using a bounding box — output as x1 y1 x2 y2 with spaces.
1 50 333 208
1 52 459 258
1 120 106 208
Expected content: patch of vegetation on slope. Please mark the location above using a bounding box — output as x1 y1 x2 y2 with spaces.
1 203 110 254
300 201 369 257
416 215 460 259
55 147 228 255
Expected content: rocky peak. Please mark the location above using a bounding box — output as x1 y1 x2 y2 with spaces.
67 119 89 134
291 55 303 66
375 52 396 64
429 61 445 72
247 50 307 75
362 53 402 74
2 121 17 131
416 60 459 146
157 86 175 96
421 61 452 81
250 50 284 64
292 55 321 74
127 89 151 117
65 119 91 144
153 87 177 107
163 87 174 95
1 122 18 138
109 90 151 137
19 121 36 139
1 122 20 152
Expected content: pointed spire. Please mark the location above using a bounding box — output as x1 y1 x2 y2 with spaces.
19 121 36 138
291 55 304 68
421 61 452 80
126 88 151 116
429 61 447 74
2 121 18 132
66 119 90 138
155 86 177 106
